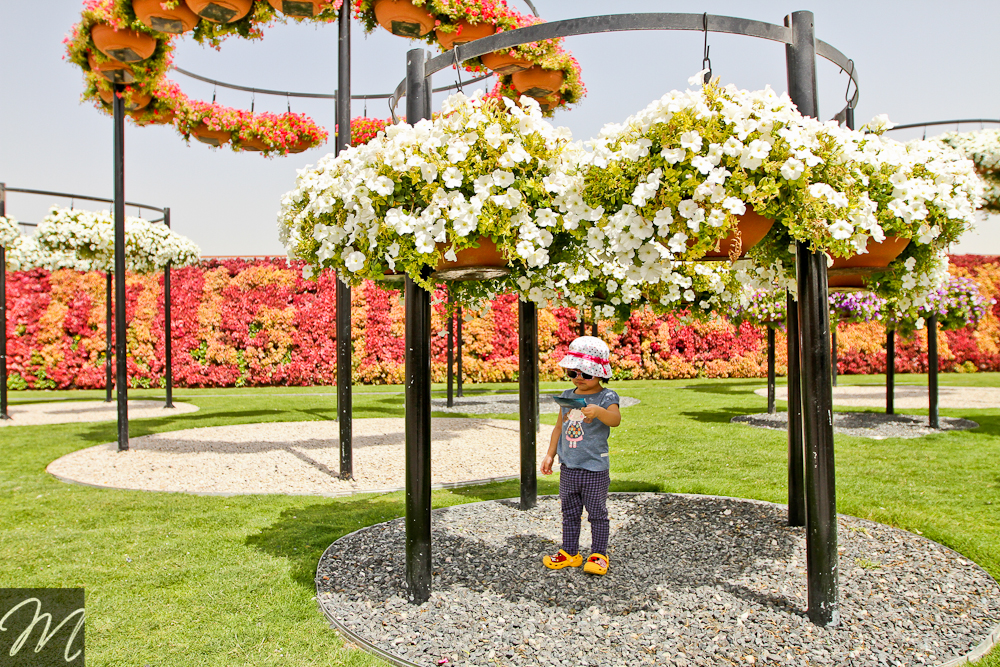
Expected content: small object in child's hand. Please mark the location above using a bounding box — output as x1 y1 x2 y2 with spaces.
551 395 587 408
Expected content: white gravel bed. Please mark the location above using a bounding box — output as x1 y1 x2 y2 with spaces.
732 412 979 439
431 394 641 415
46 418 543 496
757 385 1000 409
316 494 1000 667
0 400 198 427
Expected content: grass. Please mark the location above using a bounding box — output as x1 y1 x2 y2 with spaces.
2 374 999 666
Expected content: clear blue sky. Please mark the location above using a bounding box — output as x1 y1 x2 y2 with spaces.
2 0 998 256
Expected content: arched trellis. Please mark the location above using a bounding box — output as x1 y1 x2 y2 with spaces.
392 10 861 628
0 185 174 433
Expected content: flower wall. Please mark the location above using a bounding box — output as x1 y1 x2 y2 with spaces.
5 256 1000 390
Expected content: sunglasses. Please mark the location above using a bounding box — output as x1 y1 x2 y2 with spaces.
566 370 594 380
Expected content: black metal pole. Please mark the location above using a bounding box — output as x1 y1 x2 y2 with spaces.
105 271 113 403
336 0 354 480
767 326 776 415
519 300 538 510
831 324 838 387
787 10 838 627
113 84 129 452
447 290 454 408
404 48 432 606
456 305 463 397
579 307 586 336
0 183 8 420
591 308 598 338
786 292 804 525
163 208 174 409
886 327 895 415
928 314 939 428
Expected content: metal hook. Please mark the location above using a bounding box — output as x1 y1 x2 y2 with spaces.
364 97 367 117
843 59 857 109
389 97 398 124
453 48 465 93
287 93 291 114
251 91 255 113
922 126 926 140
70 197 74 210
212 84 216 104
702 13 712 83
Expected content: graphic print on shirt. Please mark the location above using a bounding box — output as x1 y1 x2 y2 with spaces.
564 408 585 448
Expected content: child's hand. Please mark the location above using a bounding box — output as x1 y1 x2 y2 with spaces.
540 455 554 475
582 404 601 422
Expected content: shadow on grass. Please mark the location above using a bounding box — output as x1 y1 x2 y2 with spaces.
677 381 768 397
679 408 763 425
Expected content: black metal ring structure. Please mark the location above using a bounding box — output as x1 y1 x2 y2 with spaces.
4 186 165 222
887 118 1000 132
388 12 861 116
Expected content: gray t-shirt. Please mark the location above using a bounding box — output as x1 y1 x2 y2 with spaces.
556 387 620 472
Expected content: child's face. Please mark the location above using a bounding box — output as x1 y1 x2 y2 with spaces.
568 371 601 391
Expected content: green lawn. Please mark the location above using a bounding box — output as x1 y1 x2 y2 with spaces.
2 375 998 666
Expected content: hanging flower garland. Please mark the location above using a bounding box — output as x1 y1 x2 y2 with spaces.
932 130 1000 213
278 92 585 306
893 274 992 336
33 206 201 272
0 216 19 249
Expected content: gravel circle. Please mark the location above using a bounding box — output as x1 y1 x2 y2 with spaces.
431 394 641 415
46 418 542 496
316 494 1000 667
0 400 198 427
757 385 1000 410
732 412 978 439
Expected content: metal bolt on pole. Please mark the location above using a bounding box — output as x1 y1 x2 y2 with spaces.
163 207 174 409
519 299 539 510
928 315 939 428
787 10 839 627
785 291 804 525
113 84 129 452
886 328 895 415
336 0 354 480
767 326 776 415
404 48 433 606
0 183 8 420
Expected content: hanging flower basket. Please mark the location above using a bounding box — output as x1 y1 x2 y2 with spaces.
88 53 136 84
481 51 533 75
133 0 201 34
91 24 158 63
239 136 270 151
97 88 152 111
433 237 509 281
372 0 434 37
528 92 561 113
511 66 564 97
827 236 911 289
694 207 775 261
265 0 328 18
435 20 495 51
191 123 232 146
186 0 253 24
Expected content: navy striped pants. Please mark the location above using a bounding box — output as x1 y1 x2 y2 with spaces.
559 465 610 556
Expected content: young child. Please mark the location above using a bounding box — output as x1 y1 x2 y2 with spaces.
540 336 621 576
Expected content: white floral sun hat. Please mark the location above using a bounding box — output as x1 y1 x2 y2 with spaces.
558 336 612 379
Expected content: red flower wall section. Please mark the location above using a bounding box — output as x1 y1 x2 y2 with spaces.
4 256 1000 390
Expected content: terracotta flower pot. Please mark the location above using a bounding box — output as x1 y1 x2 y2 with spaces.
96 88 151 111
481 51 532 75
373 0 435 37
434 236 510 281
265 0 328 17
694 206 775 260
191 123 232 147
511 66 564 98
91 24 158 63
133 0 201 34
239 136 271 152
187 0 253 23
88 53 136 84
528 92 561 113
827 236 911 289
435 20 495 50
287 139 312 154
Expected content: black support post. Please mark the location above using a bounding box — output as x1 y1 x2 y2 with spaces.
518 300 538 510
404 48 432 606
785 292 804 525
579 307 586 336
163 207 174 409
447 290 454 408
105 271 113 403
113 84 129 452
928 315 939 428
336 0 354 480
591 308 598 338
767 326 776 415
787 10 838 627
456 306 464 397
831 324 838 387
886 328 895 415
0 183 8 421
